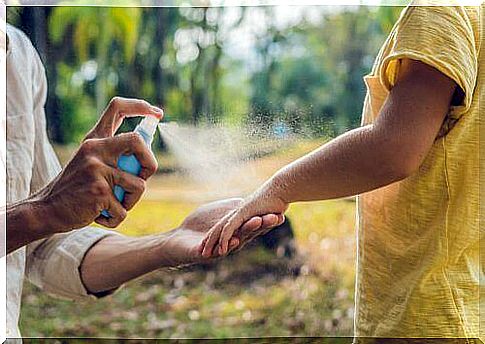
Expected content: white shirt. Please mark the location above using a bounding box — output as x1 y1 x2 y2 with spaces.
5 25 115 338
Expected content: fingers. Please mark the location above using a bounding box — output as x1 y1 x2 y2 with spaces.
277 214 285 226
247 213 282 241
261 213 284 229
218 237 240 256
201 210 234 258
111 168 146 210
252 213 285 240
201 237 240 260
233 216 263 244
198 206 286 259
102 132 158 180
95 184 128 228
240 216 263 232
106 97 163 119
218 212 246 255
88 97 164 139
213 217 262 256
199 213 285 258
201 221 225 258
241 214 279 243
229 237 240 250
228 213 285 254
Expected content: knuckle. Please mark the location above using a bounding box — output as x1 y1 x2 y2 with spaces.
93 203 102 215
94 218 105 227
134 133 144 146
105 221 117 228
147 159 158 176
136 178 146 193
113 212 127 227
128 132 143 146
84 156 100 170
90 181 108 198
109 96 122 108
80 139 97 155
99 187 110 198
136 99 150 107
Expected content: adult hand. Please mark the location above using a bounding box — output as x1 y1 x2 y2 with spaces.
162 198 285 267
34 97 162 233
79 198 284 293
200 181 289 258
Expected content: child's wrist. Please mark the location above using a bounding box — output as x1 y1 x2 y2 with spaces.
249 177 289 215
265 175 290 205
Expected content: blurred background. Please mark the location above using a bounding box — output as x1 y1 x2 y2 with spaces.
7 4 402 338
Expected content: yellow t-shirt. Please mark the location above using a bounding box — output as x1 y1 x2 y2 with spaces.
356 3 482 340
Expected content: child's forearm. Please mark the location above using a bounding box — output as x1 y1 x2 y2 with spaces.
263 60 458 206
204 123 413 257
267 124 410 204
203 59 457 256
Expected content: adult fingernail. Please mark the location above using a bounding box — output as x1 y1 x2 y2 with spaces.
252 218 262 230
230 237 239 248
151 105 164 113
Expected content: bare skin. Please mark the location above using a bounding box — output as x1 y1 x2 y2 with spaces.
80 198 284 294
6 97 162 254
200 59 459 257
5 96 284 294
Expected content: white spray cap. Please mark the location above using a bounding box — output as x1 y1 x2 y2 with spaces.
137 115 160 137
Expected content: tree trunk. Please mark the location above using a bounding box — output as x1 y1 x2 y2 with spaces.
154 8 168 107
19 7 66 143
95 11 109 115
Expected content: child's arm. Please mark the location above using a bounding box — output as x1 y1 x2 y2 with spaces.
200 59 459 257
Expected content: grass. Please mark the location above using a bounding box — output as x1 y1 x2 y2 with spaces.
19 139 357 338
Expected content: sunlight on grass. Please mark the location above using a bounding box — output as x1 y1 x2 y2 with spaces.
116 200 199 236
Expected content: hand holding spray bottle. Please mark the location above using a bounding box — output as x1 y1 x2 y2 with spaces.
101 115 160 218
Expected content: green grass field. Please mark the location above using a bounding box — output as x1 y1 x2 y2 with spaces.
19 140 357 338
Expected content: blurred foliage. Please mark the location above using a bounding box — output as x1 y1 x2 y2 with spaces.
7 5 402 144
49 7 142 113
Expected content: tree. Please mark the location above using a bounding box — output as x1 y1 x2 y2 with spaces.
248 6 397 135
7 5 405 144
49 7 141 113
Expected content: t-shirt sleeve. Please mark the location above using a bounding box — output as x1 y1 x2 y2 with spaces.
379 4 478 119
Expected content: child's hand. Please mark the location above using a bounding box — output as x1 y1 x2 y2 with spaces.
199 189 289 258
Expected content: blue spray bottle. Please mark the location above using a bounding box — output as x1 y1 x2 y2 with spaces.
101 115 160 218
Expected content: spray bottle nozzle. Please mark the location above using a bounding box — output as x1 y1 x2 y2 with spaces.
137 115 160 138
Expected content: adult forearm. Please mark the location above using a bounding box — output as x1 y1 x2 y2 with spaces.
80 232 179 294
6 199 55 254
268 124 408 204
